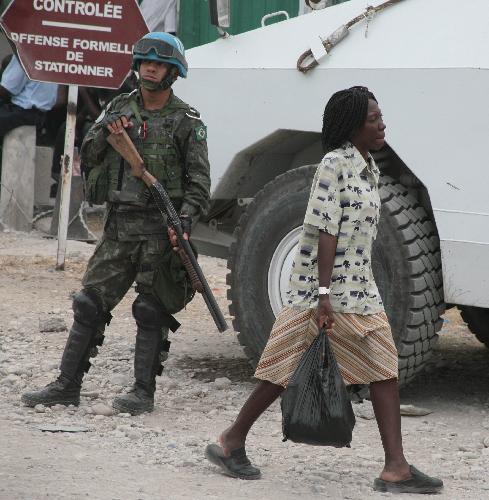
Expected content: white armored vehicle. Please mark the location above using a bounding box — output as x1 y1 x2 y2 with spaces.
177 0 489 384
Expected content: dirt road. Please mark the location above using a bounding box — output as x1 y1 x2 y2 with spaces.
1 231 489 499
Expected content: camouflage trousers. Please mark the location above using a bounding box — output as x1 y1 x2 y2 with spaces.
82 235 193 340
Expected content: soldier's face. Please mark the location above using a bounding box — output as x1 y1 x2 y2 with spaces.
139 60 170 85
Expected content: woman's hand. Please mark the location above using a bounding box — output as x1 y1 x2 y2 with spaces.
316 295 335 334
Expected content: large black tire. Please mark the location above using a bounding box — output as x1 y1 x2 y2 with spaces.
459 306 489 347
227 168 445 385
227 166 316 361
373 175 445 384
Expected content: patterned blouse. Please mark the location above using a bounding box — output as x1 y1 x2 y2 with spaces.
286 141 384 315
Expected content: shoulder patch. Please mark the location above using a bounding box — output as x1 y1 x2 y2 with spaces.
186 106 201 120
194 124 207 141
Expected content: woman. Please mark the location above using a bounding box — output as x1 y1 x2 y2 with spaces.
204 87 443 494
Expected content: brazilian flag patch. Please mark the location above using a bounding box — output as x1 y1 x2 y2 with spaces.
194 125 207 141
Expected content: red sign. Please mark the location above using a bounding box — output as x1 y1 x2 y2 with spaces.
0 0 148 89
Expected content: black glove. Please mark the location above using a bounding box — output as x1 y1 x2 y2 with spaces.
180 214 192 237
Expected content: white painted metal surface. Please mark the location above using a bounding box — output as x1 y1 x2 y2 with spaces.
261 11 290 27
176 0 489 307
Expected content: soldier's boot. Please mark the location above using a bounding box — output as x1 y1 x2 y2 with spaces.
113 295 171 416
21 290 109 408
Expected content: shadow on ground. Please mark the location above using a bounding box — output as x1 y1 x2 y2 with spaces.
177 312 489 407
400 332 489 408
176 355 255 383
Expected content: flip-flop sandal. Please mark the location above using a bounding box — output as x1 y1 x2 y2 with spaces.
373 465 443 494
205 443 261 480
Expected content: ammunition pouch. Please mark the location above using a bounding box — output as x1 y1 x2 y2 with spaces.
85 163 109 205
135 240 196 316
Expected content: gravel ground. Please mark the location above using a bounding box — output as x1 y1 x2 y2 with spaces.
1 230 489 500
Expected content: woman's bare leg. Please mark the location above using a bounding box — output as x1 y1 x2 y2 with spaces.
369 378 411 481
219 380 284 455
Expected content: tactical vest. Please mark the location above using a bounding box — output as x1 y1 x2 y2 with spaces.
105 92 190 209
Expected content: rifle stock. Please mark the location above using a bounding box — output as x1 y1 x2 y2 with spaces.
107 129 228 333
106 130 147 182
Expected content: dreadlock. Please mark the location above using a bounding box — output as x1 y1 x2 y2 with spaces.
321 86 377 153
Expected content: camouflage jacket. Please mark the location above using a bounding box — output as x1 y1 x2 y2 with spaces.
81 89 211 240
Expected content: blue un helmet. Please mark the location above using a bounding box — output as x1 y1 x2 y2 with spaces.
132 32 188 78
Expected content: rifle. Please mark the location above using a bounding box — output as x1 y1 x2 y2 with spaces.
106 129 228 333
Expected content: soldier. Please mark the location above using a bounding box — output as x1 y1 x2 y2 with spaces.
21 32 211 415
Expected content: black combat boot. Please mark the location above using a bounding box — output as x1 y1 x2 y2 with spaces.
112 380 157 415
21 373 82 408
22 290 108 408
113 295 171 416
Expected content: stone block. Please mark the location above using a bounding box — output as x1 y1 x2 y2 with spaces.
0 126 36 232
34 146 55 207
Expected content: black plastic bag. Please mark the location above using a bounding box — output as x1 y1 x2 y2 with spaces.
281 329 355 447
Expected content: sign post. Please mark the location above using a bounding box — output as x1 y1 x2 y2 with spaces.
0 0 148 268
56 84 78 269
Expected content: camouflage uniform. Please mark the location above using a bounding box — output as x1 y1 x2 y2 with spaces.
74 89 210 396
21 89 210 415
21 32 210 416
81 89 210 318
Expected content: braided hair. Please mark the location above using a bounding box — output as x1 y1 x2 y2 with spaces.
321 86 377 153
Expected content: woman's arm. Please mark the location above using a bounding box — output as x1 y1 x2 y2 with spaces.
302 155 342 331
317 230 338 332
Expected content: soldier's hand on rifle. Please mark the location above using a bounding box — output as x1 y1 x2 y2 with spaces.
180 215 192 237
168 215 192 249
101 110 133 134
168 227 180 250
107 115 133 135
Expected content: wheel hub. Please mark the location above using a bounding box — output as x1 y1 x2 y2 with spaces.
267 226 302 316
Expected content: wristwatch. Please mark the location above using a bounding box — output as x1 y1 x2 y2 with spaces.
318 286 331 295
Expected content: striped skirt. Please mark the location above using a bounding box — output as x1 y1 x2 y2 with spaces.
254 307 398 387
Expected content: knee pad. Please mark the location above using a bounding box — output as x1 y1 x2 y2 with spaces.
72 289 107 326
132 295 163 328
133 295 181 333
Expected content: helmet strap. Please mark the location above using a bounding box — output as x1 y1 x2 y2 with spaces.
158 66 179 90
139 66 178 92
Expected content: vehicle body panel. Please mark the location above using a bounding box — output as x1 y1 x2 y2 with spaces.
176 0 489 307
